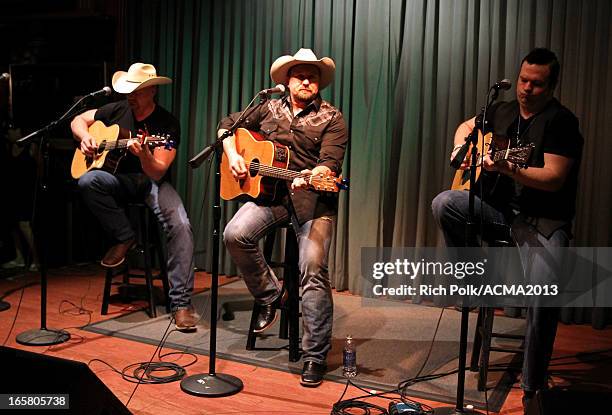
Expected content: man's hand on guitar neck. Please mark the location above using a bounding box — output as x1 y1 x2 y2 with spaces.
482 153 517 176
127 136 176 182
292 165 332 191
127 137 153 160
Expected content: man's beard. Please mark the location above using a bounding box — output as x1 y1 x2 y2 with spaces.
294 89 317 104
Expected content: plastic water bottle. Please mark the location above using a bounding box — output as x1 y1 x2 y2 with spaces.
342 335 357 378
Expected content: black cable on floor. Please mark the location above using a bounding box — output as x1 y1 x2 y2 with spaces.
89 315 198 409
331 306 480 415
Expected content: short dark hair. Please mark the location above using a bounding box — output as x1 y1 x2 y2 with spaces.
521 48 560 89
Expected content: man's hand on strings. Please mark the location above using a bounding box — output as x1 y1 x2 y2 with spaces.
80 134 98 157
228 153 248 180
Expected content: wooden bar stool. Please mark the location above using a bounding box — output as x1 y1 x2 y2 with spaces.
246 223 301 362
470 223 524 391
101 203 170 318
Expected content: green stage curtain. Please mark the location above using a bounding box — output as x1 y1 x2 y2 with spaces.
124 0 612 300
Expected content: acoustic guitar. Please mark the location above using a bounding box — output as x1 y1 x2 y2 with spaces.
220 128 349 201
451 130 534 191
71 120 174 179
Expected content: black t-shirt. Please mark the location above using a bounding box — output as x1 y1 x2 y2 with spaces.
94 100 180 180
486 99 583 221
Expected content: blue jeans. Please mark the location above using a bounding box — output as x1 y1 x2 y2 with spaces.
432 189 567 392
223 201 334 365
78 170 195 311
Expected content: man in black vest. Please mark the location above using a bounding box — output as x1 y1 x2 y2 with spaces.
432 48 583 413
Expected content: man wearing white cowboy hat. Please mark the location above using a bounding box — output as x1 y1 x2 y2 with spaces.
70 62 197 331
219 48 348 386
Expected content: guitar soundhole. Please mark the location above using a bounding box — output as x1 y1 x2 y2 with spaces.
249 158 260 177
98 141 107 153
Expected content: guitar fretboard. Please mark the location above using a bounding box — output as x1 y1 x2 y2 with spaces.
101 138 165 151
248 162 310 181
101 139 131 151
491 146 533 164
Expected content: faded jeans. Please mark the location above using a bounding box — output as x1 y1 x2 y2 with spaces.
432 189 567 392
223 201 334 365
78 170 195 311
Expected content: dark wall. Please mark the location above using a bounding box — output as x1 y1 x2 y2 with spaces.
1 1 125 266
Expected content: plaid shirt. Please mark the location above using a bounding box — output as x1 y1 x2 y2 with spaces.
219 95 348 224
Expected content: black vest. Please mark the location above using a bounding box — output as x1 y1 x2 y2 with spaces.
489 98 582 222
491 98 562 168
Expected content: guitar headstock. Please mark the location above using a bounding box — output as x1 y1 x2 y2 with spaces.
138 133 176 151
309 174 350 193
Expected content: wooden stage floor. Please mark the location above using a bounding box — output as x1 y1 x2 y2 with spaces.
1 265 611 414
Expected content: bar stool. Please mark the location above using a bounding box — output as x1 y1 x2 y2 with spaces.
470 223 524 391
101 203 170 318
246 223 301 362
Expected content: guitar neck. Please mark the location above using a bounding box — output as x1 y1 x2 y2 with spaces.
250 162 307 182
103 139 131 151
492 147 519 162
103 138 165 151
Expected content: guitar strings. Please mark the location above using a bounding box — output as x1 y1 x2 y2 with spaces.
243 162 340 191
247 161 333 183
103 135 167 151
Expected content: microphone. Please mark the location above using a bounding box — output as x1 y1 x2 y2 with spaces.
88 86 112 97
491 79 512 91
259 84 286 95
0 73 9 81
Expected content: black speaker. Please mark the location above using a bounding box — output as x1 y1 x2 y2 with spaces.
524 388 608 415
1 346 131 414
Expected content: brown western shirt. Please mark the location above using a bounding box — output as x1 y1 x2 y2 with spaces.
219 95 348 224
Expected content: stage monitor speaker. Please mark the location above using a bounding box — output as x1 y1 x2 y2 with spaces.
1 346 131 414
524 388 607 415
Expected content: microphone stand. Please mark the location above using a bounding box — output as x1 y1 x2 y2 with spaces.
14 94 96 345
435 86 501 414
180 90 272 397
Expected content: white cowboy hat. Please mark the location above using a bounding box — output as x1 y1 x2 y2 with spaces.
270 48 335 89
111 62 172 94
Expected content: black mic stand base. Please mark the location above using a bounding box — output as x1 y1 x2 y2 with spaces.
0 300 10 312
16 328 70 346
180 373 243 397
